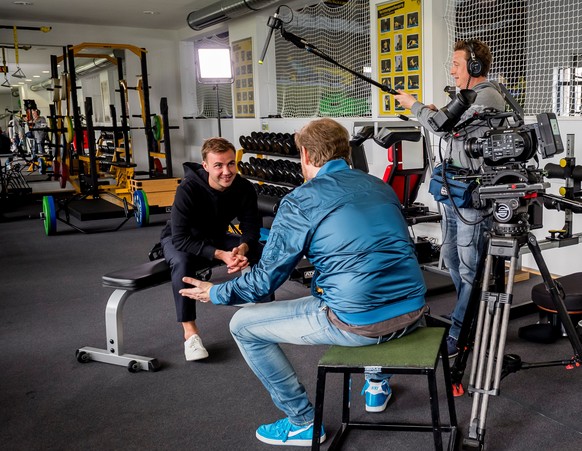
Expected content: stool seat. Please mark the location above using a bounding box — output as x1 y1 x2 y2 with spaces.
531 272 582 313
312 326 457 450
319 326 445 369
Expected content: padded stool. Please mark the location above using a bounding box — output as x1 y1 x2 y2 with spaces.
312 327 457 450
519 272 582 343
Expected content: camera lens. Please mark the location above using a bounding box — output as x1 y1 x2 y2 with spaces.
464 137 483 159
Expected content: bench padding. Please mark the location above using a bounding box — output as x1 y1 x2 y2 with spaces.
102 258 171 290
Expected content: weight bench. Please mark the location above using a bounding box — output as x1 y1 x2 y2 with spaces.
75 258 171 372
76 256 217 372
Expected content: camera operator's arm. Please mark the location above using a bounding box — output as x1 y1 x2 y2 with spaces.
394 90 440 134
394 90 437 112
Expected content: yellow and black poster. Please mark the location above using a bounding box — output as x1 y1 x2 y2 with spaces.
377 0 422 116
232 38 256 118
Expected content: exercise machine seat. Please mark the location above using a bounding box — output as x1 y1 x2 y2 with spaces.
382 140 425 207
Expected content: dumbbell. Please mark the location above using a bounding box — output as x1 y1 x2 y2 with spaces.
292 172 304 186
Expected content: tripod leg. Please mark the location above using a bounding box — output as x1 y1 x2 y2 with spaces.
451 233 490 392
526 233 582 359
465 236 520 449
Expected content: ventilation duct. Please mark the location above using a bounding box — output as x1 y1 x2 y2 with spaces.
187 0 280 31
30 56 114 92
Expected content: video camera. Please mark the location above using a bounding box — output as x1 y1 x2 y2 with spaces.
464 112 564 166
428 85 565 232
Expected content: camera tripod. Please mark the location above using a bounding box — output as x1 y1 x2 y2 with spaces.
449 210 582 449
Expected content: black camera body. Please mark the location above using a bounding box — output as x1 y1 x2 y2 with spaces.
426 84 565 232
464 112 564 166
464 111 564 232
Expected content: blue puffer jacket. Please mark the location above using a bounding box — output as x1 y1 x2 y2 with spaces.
209 159 426 326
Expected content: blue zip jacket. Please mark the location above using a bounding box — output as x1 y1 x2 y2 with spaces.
210 159 426 326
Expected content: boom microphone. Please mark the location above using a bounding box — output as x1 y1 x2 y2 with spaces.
259 10 281 64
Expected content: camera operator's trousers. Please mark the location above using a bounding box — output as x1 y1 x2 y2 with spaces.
440 204 491 340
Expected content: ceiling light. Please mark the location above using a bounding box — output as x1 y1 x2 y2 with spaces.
143 10 159 15
41 70 49 74
13 1 34 5
25 79 32 82
33 75 40 78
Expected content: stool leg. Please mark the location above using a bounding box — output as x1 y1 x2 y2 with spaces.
327 372 352 451
427 368 444 451
341 372 351 425
440 338 458 429
312 367 327 450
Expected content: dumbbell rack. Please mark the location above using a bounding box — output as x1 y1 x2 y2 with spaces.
238 131 303 205
238 131 315 285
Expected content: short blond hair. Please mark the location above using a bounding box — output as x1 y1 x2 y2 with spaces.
294 118 351 167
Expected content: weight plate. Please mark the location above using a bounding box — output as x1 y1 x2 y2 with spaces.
52 160 60 179
59 162 69 189
153 157 163 174
38 157 46 175
133 189 150 227
42 195 57 236
65 116 74 144
60 73 68 101
153 115 164 141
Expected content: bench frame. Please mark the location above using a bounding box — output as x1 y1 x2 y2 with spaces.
75 258 213 372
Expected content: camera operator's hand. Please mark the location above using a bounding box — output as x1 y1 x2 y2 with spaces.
394 90 437 112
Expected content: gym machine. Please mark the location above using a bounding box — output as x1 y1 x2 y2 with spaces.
41 43 179 234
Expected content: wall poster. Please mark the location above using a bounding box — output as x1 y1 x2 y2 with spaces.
232 37 256 118
377 0 422 116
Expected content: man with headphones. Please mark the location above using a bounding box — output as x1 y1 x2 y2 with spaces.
394 40 506 357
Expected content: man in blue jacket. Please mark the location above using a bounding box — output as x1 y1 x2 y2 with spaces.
180 118 427 447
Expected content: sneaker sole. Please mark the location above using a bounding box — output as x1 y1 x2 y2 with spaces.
255 432 326 447
185 349 209 361
365 392 392 412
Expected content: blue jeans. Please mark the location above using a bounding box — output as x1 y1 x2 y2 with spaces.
229 296 420 425
440 204 490 340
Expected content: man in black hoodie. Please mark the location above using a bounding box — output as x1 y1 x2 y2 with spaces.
160 137 261 361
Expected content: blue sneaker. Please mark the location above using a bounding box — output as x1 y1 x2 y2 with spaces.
361 379 392 412
256 417 326 447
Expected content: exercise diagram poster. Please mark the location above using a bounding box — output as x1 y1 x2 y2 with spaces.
232 38 256 118
377 0 422 116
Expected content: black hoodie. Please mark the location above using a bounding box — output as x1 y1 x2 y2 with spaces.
161 162 261 260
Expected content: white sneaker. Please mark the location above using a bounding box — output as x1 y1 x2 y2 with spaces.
184 334 209 361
